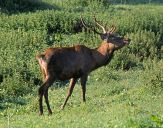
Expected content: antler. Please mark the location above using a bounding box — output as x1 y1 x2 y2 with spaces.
107 26 116 34
80 15 102 35
81 15 116 35
93 15 106 33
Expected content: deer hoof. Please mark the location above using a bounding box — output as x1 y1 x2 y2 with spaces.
48 112 52 116
48 110 52 115
39 112 43 116
60 105 64 110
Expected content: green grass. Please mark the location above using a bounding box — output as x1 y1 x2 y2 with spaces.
0 0 163 127
0 66 163 128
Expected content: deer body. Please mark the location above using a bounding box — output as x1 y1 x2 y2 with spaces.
36 16 130 115
37 43 113 80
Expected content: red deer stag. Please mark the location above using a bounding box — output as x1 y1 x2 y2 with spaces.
36 15 130 115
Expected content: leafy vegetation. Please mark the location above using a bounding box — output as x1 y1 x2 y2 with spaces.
0 0 162 127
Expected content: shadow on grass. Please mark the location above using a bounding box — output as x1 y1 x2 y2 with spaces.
0 97 27 111
0 0 61 15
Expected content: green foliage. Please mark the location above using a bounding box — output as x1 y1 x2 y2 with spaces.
142 60 163 94
0 29 48 99
0 0 162 99
0 0 58 14
0 0 162 98
1 72 32 97
127 115 163 128
0 69 163 127
0 1 163 127
108 0 163 4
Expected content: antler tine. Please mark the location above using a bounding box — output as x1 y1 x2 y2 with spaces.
80 15 89 29
80 15 102 35
93 15 106 33
108 26 116 34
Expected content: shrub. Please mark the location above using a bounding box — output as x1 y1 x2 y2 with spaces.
142 60 163 94
0 72 33 97
0 2 162 99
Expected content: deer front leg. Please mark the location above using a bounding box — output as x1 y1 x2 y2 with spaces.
61 78 77 110
80 75 88 102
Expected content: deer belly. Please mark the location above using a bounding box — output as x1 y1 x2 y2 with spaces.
58 69 84 80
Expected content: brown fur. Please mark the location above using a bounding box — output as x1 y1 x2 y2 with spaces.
36 18 131 115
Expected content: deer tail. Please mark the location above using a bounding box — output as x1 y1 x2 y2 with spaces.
36 54 46 61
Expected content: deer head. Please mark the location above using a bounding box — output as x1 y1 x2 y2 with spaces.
80 15 130 51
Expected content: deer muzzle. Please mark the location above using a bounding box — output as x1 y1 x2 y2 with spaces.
123 38 131 45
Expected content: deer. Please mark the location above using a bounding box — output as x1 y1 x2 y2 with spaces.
36 15 130 115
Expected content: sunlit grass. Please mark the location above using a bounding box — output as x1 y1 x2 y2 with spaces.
0 1 163 127
0 68 163 127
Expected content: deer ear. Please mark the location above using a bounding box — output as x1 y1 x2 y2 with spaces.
100 34 109 40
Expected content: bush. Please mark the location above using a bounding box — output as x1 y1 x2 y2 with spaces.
0 72 33 97
0 2 162 99
0 0 57 14
0 30 48 98
143 60 163 93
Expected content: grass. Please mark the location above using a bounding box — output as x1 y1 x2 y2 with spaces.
0 0 163 127
0 67 163 128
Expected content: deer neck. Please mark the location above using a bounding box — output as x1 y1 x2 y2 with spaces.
92 41 114 70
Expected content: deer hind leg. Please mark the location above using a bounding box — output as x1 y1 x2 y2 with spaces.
38 76 54 115
61 78 77 110
80 75 88 102
38 85 44 115
40 67 46 82
44 85 52 115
